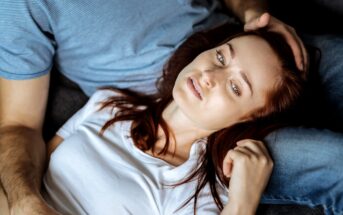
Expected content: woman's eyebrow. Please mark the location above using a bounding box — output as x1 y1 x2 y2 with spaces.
226 42 253 96
226 42 235 59
240 71 253 96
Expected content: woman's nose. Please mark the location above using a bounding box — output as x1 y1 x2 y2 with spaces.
201 69 225 88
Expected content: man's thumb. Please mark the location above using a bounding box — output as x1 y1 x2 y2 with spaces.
258 12 271 27
244 12 270 31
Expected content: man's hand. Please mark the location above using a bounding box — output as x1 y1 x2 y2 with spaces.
10 195 61 215
221 139 273 215
244 12 309 74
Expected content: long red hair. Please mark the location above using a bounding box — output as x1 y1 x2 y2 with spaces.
99 23 305 213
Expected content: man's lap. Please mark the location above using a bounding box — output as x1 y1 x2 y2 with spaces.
301 33 343 131
263 127 343 214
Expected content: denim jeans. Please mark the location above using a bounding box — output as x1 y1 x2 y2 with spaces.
261 34 343 215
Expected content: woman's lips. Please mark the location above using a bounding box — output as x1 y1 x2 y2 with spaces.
187 77 203 100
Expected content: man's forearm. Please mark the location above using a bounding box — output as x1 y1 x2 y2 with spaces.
1 184 10 215
0 125 46 207
223 0 268 23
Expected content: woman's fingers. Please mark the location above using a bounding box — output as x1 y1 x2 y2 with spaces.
223 139 274 179
222 153 233 178
223 149 247 178
236 139 270 158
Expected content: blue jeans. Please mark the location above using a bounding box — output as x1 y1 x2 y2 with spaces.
261 34 343 215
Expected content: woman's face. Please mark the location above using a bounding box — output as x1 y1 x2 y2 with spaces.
173 35 282 131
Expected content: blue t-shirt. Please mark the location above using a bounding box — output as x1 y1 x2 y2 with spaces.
0 0 233 96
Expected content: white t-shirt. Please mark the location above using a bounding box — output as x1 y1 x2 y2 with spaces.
43 90 228 215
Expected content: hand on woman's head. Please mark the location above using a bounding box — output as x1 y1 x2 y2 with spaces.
244 12 308 75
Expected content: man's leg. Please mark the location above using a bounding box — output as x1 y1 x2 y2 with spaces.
301 33 343 131
261 34 343 215
262 127 343 215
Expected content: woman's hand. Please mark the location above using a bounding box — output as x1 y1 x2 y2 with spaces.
221 139 273 215
244 12 308 75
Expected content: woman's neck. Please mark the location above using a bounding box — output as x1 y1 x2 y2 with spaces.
164 101 212 139
156 101 213 158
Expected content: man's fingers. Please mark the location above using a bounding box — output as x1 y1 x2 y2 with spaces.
244 12 270 31
244 19 259 31
283 27 308 72
257 13 270 28
245 13 308 73
271 16 308 72
293 30 308 73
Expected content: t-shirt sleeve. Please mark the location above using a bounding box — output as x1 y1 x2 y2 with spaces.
0 0 55 79
56 89 117 139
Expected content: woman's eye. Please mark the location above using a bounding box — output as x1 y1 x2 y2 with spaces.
216 49 225 66
230 81 241 96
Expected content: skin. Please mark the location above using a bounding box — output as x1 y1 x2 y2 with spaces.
0 1 306 214
0 187 9 215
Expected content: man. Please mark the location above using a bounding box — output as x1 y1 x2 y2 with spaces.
0 0 342 214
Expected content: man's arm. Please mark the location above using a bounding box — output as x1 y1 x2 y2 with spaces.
223 0 267 23
0 184 9 215
0 74 59 214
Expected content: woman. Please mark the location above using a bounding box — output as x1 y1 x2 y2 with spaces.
44 25 304 215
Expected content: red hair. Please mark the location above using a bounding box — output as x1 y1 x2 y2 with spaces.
99 23 305 213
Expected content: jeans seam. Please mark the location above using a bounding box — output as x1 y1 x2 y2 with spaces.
323 204 343 215
263 195 343 215
262 194 317 207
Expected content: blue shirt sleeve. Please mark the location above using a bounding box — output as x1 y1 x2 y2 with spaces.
0 0 55 79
